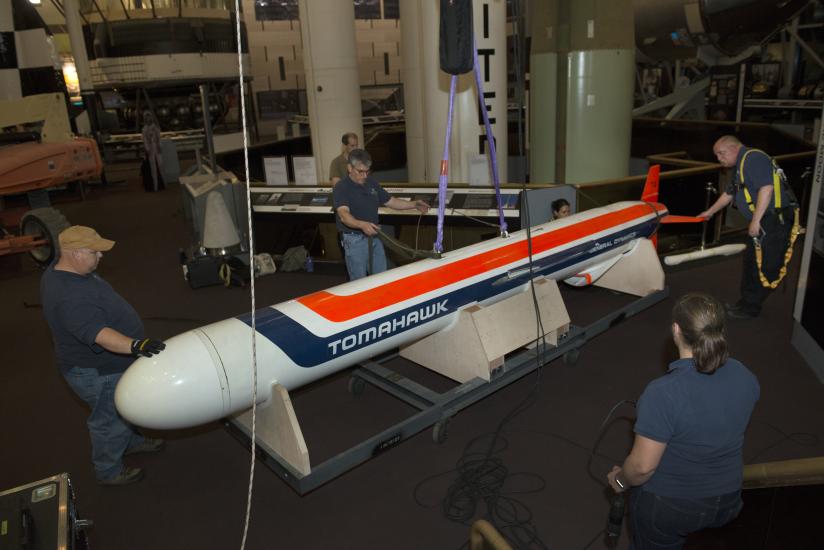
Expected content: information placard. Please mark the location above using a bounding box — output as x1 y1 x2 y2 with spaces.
293 156 318 186
263 157 289 186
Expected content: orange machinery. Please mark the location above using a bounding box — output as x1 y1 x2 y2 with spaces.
0 94 103 265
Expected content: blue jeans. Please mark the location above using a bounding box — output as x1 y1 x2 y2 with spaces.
341 232 387 280
629 489 743 550
62 367 144 480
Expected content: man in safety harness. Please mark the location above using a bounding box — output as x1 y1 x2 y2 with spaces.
699 135 801 319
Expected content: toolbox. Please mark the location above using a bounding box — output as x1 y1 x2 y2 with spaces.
0 473 90 550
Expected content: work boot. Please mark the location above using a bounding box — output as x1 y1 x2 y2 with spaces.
124 438 165 456
98 466 144 486
725 303 758 319
724 302 742 313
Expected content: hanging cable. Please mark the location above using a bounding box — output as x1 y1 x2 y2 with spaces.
231 4 257 550
472 38 507 237
435 75 458 254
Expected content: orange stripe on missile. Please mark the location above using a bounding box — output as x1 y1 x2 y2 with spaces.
440 160 449 176
298 203 664 322
660 215 706 224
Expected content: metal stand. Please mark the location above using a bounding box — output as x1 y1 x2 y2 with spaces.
225 288 669 494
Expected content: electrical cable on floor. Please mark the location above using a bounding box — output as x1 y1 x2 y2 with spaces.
585 400 636 486
232 4 258 549
413 188 551 550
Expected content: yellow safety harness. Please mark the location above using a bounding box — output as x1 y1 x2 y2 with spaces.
219 262 233 287
738 149 802 289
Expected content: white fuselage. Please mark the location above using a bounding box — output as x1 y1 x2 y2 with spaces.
115 201 665 429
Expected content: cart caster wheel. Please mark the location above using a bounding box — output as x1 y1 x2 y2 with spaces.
433 419 449 444
348 376 366 396
563 348 580 366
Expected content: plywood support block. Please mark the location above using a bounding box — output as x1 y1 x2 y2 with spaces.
234 383 311 477
593 238 665 297
400 278 570 383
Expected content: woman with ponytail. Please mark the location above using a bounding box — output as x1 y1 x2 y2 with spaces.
607 293 760 549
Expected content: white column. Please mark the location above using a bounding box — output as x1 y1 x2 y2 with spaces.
298 0 362 183
529 2 558 183
420 0 508 184
560 0 634 184
400 0 426 183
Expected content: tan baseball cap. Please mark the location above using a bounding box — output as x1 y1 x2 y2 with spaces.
59 226 115 251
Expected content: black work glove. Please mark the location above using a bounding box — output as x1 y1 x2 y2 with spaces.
131 338 166 358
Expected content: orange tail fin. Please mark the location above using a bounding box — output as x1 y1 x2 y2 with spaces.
641 164 661 203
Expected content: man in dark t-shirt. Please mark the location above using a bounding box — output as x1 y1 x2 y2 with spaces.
332 149 429 280
41 226 167 485
699 135 794 318
329 132 359 185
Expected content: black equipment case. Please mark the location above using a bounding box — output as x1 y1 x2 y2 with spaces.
0 473 89 550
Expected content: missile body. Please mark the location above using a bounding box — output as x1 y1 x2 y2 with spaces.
115 201 666 430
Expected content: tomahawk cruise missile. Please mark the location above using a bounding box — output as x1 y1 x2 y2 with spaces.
115 200 668 430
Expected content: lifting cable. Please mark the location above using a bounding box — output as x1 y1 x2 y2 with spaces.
471 38 507 238
434 41 508 253
434 74 457 254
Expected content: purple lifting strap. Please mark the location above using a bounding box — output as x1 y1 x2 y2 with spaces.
434 43 508 253
472 40 507 235
435 75 458 254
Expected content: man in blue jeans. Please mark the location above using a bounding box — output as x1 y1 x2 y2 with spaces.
333 149 429 280
41 226 167 486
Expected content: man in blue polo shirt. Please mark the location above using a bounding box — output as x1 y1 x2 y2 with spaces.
699 135 795 319
333 148 429 280
41 226 167 485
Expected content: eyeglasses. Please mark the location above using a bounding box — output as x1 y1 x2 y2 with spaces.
353 167 370 176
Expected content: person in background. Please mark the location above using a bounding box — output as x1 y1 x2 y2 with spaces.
141 111 164 192
552 198 571 220
329 132 359 185
333 149 429 280
607 293 759 549
41 226 167 486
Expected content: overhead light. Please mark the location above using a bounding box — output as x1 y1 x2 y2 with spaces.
29 0 42 5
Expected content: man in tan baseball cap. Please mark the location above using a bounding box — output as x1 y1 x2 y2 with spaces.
58 225 116 252
54 226 115 277
41 225 166 486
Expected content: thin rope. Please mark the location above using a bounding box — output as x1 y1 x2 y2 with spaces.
449 207 500 228
232 6 257 550
435 75 458 254
472 38 507 236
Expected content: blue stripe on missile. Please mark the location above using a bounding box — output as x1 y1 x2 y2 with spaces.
238 220 657 367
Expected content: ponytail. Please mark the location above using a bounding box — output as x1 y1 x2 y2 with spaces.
672 293 729 374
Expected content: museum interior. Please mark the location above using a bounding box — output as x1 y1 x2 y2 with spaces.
2 0 824 548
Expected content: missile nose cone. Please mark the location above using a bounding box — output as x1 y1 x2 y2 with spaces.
115 330 229 430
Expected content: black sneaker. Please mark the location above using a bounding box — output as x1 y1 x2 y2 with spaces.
124 438 165 456
98 466 144 486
